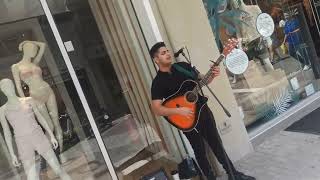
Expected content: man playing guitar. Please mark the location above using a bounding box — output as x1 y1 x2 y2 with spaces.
150 39 255 180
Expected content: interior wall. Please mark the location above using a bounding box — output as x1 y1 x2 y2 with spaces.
0 0 67 24
150 0 253 161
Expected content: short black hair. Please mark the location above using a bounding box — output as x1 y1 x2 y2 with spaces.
149 42 166 59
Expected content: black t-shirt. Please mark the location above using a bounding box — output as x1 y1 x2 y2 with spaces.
151 62 198 100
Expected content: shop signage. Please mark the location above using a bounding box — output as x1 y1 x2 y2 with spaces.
256 13 275 37
225 49 249 75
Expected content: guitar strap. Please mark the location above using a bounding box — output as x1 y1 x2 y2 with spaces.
172 63 196 80
172 63 206 97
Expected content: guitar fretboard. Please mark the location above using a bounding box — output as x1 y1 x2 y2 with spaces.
192 54 225 93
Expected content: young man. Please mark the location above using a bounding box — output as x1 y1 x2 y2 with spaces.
150 42 255 180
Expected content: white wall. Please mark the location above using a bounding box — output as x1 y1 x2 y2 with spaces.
148 0 253 161
131 0 188 162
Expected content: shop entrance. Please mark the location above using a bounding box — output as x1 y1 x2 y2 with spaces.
0 1 115 179
45 0 172 177
0 0 185 180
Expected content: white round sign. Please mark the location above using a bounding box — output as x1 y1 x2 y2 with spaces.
225 49 249 75
256 13 275 37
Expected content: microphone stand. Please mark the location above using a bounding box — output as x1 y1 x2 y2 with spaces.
180 48 236 180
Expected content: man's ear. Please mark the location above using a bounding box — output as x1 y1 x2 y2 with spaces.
154 56 159 64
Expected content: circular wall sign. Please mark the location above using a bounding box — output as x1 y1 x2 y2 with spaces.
256 13 275 37
225 49 249 75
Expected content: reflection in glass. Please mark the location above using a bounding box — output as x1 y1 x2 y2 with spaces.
203 0 320 131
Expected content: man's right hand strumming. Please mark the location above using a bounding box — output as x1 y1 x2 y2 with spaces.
152 100 194 117
175 107 194 118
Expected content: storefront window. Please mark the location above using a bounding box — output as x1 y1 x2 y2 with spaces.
203 0 320 131
0 0 113 179
46 0 183 179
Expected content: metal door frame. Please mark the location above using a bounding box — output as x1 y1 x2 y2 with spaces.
39 0 118 179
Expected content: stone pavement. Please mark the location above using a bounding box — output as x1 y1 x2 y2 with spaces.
228 131 320 180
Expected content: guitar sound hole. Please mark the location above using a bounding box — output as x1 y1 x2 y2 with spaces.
176 104 180 108
185 92 198 103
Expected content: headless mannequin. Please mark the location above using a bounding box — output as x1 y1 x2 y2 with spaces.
11 41 63 153
237 0 274 71
0 79 71 180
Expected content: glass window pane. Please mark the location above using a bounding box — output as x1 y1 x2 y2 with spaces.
47 0 186 179
203 0 320 132
0 1 112 179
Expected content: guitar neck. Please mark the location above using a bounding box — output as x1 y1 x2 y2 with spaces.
193 54 225 92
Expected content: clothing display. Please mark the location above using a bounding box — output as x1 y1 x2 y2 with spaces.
18 64 52 102
20 65 43 82
5 98 41 136
4 98 51 161
15 128 51 161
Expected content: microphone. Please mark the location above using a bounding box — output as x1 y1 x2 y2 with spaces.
174 47 185 58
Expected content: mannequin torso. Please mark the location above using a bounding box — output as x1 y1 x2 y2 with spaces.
4 97 42 137
13 61 51 102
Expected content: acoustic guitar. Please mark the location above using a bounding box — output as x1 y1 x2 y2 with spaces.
162 39 238 131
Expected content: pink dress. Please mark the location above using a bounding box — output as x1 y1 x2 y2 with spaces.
5 98 52 161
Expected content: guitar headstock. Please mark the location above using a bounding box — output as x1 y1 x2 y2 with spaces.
222 38 238 57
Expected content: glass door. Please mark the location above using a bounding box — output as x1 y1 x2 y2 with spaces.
44 0 184 179
0 0 114 179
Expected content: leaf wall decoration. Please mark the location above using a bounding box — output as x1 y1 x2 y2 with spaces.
253 87 299 121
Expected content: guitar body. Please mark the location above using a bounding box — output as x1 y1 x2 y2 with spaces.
162 80 208 131
161 39 238 131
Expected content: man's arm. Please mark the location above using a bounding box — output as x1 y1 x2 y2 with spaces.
151 100 193 117
290 28 301 34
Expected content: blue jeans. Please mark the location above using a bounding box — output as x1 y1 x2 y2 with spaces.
287 31 310 66
288 43 310 66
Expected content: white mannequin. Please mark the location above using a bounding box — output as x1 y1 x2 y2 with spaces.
11 40 63 152
0 79 71 180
